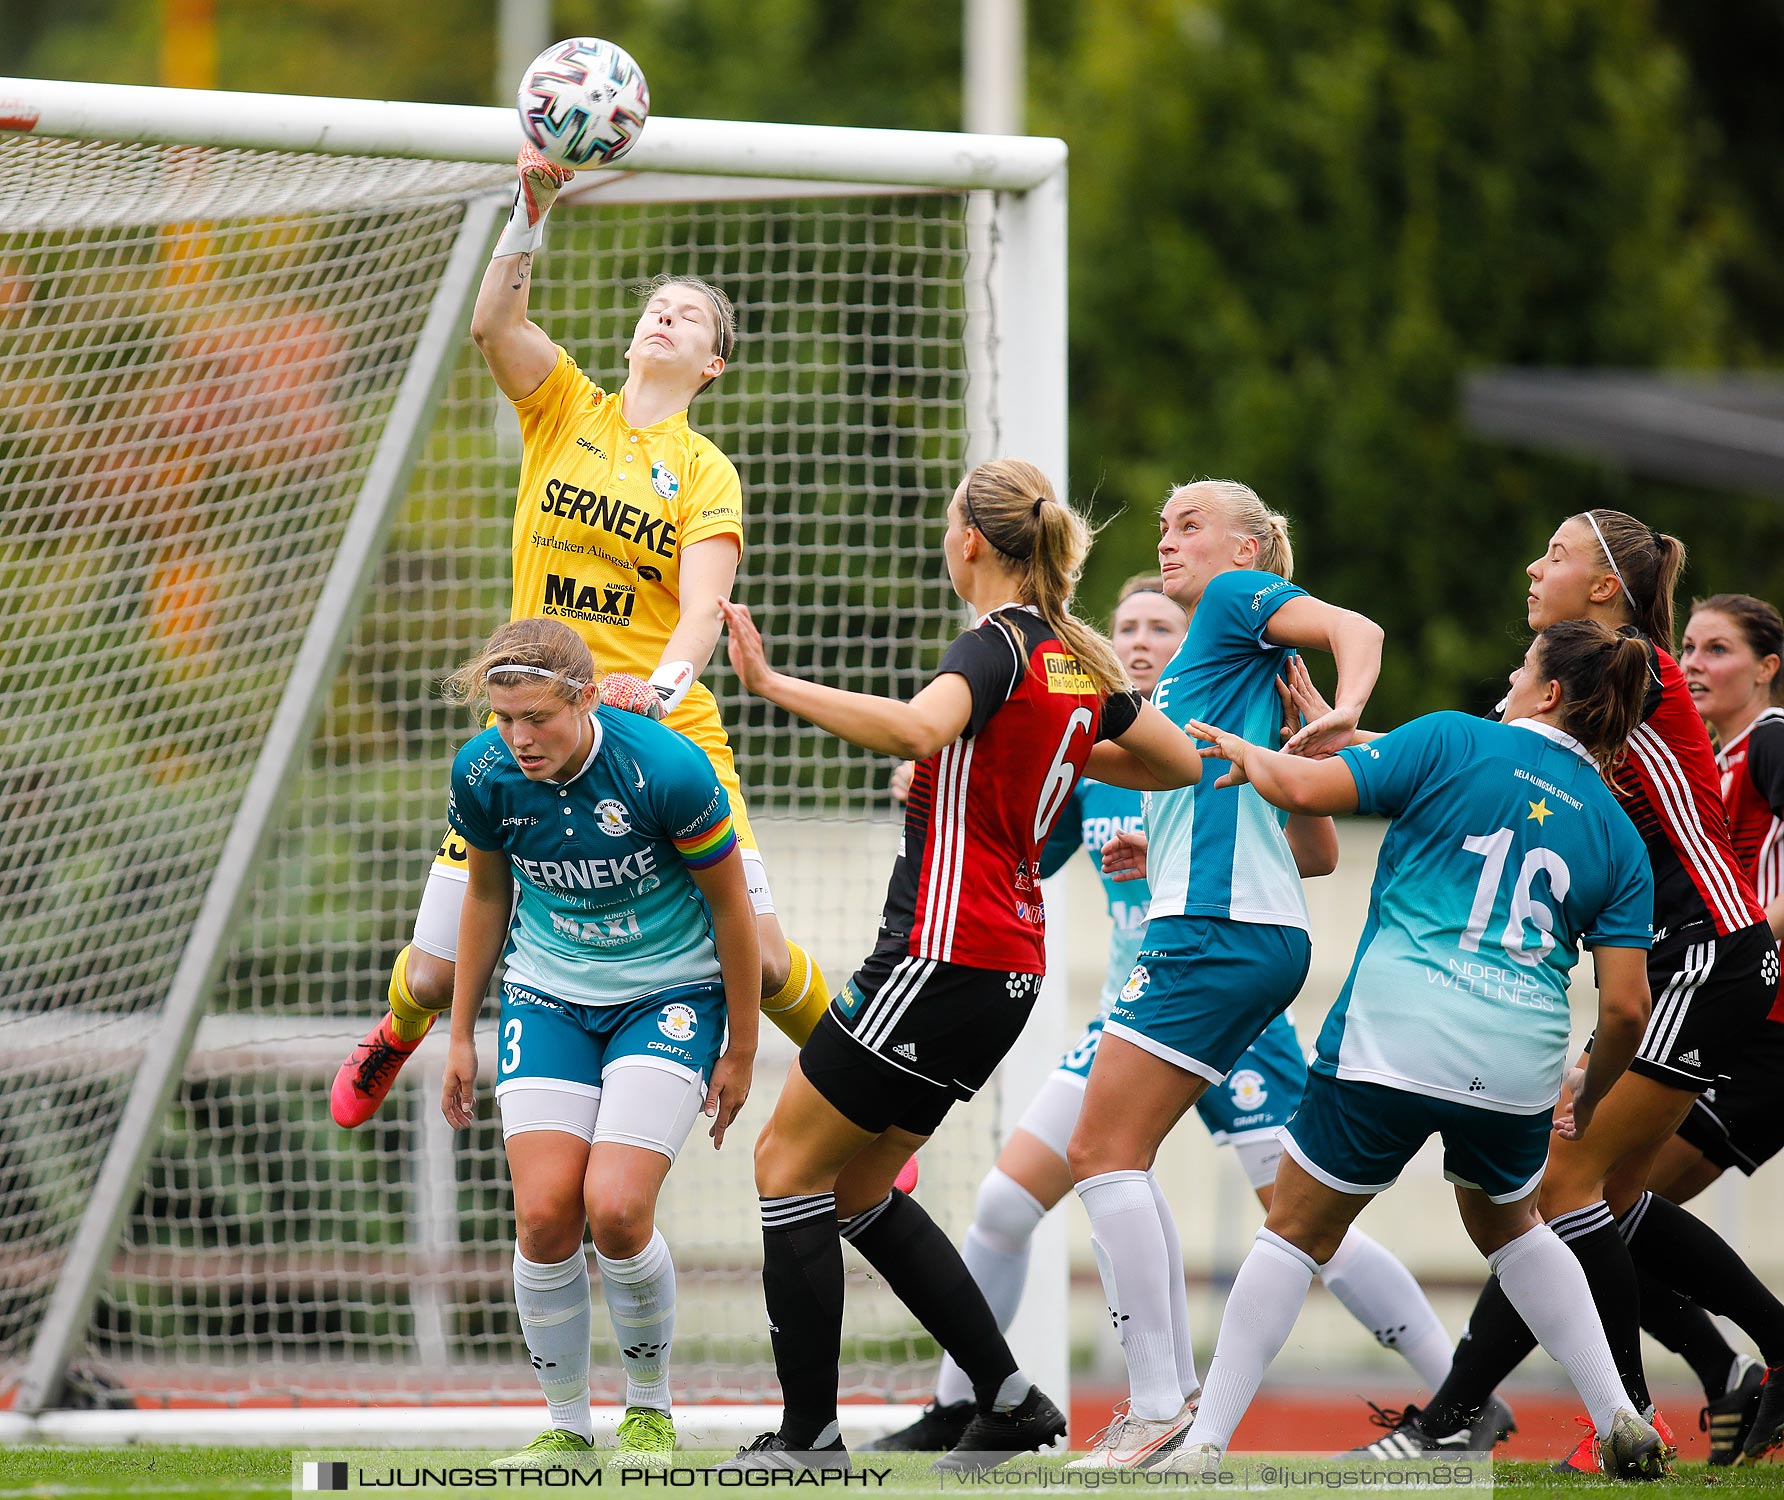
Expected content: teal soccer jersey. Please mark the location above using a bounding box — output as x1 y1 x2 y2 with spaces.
1040 778 1149 1014
447 708 738 1008
1146 568 1309 929
1323 713 1654 1112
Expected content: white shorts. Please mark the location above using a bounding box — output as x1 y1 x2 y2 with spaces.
495 1057 708 1162
410 846 775 962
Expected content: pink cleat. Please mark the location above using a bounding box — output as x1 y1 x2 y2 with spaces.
331 1014 433 1128
894 1155 920 1195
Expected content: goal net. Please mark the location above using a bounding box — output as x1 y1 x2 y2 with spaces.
0 90 1067 1417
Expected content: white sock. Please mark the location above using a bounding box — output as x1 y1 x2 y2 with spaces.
597 1230 677 1413
1489 1223 1627 1436
936 1168 1046 1408
1186 1228 1318 1452
1149 1170 1200 1398
1078 1169 1183 1421
1319 1227 1454 1390
513 1247 593 1441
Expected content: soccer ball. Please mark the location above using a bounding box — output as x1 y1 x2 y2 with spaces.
517 37 650 170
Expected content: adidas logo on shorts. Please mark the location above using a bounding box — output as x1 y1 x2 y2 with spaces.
1678 1048 1702 1068
891 1042 919 1062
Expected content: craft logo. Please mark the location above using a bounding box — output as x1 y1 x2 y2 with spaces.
1042 651 1096 695
651 460 680 499
595 798 632 836
543 572 637 625
658 1002 697 1042
1229 1068 1267 1110
1120 964 1150 1004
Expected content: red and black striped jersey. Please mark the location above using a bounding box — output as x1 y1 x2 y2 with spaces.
1618 644 1764 940
1715 707 1784 1021
870 606 1141 975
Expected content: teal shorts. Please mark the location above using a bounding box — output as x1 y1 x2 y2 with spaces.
1193 1010 1307 1143
494 979 726 1090
1103 914 1311 1084
1285 1068 1551 1204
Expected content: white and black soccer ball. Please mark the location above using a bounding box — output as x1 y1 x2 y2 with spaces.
517 37 650 170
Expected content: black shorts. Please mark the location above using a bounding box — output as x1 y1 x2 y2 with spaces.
1628 919 1778 1092
1675 1015 1784 1174
799 954 1041 1136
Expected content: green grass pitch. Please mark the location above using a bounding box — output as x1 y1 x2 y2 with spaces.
0 1448 1778 1499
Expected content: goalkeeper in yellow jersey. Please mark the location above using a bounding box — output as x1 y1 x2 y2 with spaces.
332 147 832 1127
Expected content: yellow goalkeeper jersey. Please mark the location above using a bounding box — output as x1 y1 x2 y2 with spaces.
503 344 758 849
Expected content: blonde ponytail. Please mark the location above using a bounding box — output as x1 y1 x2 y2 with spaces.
959 458 1129 698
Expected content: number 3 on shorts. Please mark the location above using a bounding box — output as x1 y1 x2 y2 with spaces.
502 1017 523 1076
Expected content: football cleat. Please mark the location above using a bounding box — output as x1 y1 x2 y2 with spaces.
935 1386 1069 1473
711 1432 850 1473
1344 1397 1512 1460
494 1429 597 1470
1554 1415 1600 1476
607 1406 676 1470
1599 1409 1667 1481
331 1013 432 1128
1065 1396 1193 1470
894 1155 921 1195
1156 1442 1225 1478
860 1397 974 1452
1738 1363 1784 1466
1703 1356 1765 1466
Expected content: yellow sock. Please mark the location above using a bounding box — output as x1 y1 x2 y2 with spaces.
761 940 831 1046
386 944 445 1043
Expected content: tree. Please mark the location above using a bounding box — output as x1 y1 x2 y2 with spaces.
1043 0 1784 720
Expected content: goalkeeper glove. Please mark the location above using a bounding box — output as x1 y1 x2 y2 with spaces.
494 146 574 260
599 673 665 720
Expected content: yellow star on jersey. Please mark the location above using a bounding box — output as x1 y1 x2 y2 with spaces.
1527 798 1552 826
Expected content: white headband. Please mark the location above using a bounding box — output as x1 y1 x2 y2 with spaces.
487 664 589 690
1583 511 1629 604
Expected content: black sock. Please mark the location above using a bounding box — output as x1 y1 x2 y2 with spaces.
761 1193 844 1448
841 1190 1020 1410
1550 1201 1650 1414
1638 1270 1739 1400
1420 1277 1537 1438
1621 1190 1784 1364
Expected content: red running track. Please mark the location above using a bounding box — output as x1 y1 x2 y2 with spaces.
1070 1384 1716 1463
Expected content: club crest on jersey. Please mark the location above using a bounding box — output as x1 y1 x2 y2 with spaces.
1120 964 1150 1004
595 799 632 836
658 1002 698 1042
1228 1068 1267 1110
651 461 680 500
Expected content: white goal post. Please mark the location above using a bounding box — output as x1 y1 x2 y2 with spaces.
0 78 1071 1432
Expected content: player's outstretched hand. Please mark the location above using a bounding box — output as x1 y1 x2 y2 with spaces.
889 760 916 804
1101 828 1149 883
516 144 574 228
442 1038 478 1129
719 599 774 695
1188 719 1252 789
705 1049 754 1148
1278 656 1327 729
1553 1066 1592 1140
600 671 665 720
1284 702 1360 760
